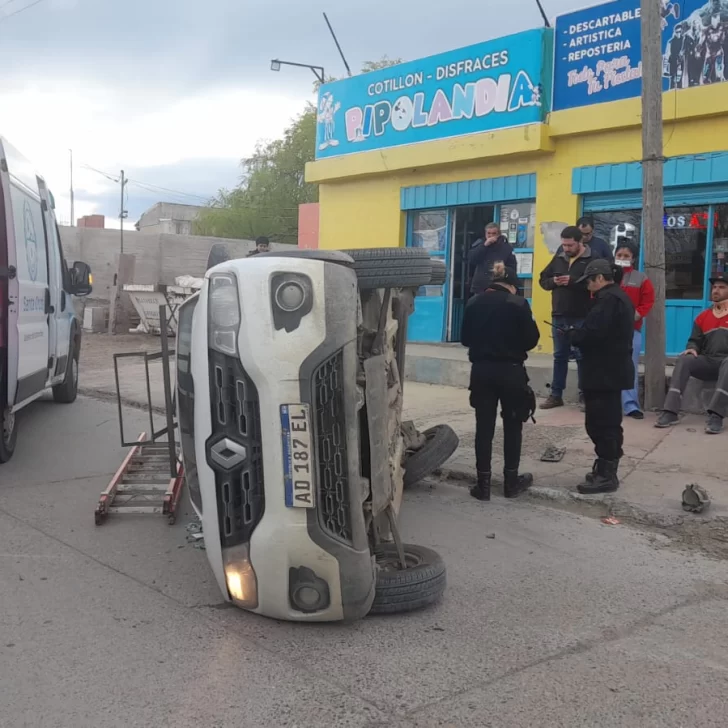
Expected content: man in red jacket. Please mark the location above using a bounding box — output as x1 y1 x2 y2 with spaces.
615 243 655 419
656 272 728 435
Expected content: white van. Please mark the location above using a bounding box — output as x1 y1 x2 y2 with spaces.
0 138 92 463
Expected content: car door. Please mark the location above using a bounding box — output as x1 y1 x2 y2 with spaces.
38 179 70 377
0 139 51 406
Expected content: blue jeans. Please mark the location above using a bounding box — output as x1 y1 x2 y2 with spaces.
551 316 583 399
622 329 642 414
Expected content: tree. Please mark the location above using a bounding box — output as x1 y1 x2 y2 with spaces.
195 57 402 243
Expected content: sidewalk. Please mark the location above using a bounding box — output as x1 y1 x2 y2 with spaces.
79 334 728 555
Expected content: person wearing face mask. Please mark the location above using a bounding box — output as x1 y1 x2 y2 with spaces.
567 259 635 494
615 243 655 419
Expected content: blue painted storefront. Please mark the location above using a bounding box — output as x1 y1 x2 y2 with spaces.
575 151 728 355
403 174 537 343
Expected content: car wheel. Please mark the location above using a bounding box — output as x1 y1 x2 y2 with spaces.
429 258 446 285
403 424 459 488
53 335 79 404
0 406 17 464
345 248 433 290
369 543 446 615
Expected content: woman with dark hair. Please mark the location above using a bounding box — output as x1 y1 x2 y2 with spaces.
461 262 540 502
568 259 635 494
615 243 655 419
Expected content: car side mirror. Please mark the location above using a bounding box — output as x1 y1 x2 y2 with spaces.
69 261 93 297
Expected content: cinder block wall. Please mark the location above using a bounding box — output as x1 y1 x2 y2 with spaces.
59 227 284 303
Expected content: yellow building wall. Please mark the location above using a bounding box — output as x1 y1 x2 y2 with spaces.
307 84 728 353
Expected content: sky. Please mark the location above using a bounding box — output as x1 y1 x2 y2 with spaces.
0 0 590 228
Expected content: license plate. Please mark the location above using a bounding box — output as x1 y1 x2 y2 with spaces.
280 404 315 508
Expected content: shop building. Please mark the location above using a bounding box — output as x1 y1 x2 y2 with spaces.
305 0 728 354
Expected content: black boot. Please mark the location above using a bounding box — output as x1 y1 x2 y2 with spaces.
583 460 599 485
577 459 620 494
470 471 491 501
504 469 533 499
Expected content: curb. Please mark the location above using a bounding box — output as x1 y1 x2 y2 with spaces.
435 464 728 557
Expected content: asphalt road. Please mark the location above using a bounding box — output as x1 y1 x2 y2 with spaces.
2 396 728 727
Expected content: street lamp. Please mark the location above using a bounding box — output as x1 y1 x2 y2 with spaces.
270 59 325 84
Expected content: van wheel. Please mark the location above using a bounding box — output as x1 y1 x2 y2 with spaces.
403 424 459 488
346 248 433 290
369 544 446 615
53 345 79 404
0 408 17 464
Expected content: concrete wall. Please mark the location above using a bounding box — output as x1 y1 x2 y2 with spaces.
59 226 282 303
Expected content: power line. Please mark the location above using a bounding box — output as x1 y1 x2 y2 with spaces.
0 0 46 23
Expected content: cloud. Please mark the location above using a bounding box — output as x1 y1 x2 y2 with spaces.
0 0 588 223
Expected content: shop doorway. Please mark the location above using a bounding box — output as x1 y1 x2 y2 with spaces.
447 205 495 342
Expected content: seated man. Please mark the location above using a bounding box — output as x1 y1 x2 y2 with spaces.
656 272 728 434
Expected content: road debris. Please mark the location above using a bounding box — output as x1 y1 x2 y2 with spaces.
601 517 620 526
540 445 566 462
682 484 711 514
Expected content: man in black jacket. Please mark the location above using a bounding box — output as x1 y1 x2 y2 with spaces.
554 216 613 262
539 226 594 409
569 259 635 494
461 263 540 501
468 223 517 295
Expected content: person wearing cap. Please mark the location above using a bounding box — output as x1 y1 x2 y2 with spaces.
568 259 635 494
615 243 656 419
247 236 270 257
656 272 728 435
538 226 594 410
461 261 540 502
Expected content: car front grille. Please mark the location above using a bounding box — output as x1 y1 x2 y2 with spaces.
207 351 264 548
313 351 352 544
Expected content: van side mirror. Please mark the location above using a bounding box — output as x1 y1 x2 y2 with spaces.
69 261 93 297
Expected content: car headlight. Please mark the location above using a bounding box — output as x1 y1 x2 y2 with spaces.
223 543 258 609
208 273 240 355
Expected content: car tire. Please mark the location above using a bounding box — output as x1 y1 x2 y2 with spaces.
0 407 17 464
403 424 460 488
369 543 446 615
429 258 446 285
346 248 433 290
53 335 79 404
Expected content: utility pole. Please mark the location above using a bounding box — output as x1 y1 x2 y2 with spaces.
119 170 128 254
640 0 666 410
69 149 74 226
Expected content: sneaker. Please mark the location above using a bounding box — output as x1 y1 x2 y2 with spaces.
705 413 724 435
541 396 564 410
655 411 679 428
627 411 645 420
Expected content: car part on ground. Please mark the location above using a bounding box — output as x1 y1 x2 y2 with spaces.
682 484 711 514
403 424 460 488
347 248 433 290
369 543 447 615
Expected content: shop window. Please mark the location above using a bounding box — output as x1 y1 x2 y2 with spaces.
498 202 536 248
664 206 708 300
590 210 642 256
711 205 728 275
411 211 447 254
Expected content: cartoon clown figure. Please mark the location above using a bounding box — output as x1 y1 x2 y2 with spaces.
661 0 680 29
317 92 341 151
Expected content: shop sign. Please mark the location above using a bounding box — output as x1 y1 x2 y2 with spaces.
664 211 718 229
553 0 728 111
315 29 552 159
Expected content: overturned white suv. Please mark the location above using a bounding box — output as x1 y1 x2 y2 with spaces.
176 248 458 622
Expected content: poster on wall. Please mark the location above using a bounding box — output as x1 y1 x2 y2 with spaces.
315 28 552 159
553 0 728 111
499 202 536 247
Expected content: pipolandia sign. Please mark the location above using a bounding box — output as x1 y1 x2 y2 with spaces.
315 28 553 160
